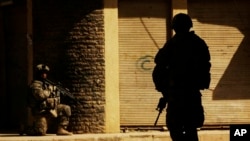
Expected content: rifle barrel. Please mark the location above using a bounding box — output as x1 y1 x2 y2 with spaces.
154 111 161 126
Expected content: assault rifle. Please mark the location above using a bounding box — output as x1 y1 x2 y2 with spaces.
154 97 167 126
44 79 81 104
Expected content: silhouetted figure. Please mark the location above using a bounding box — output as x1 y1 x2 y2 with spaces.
153 13 211 141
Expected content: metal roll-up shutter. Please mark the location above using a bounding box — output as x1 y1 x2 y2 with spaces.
118 0 170 126
188 0 250 125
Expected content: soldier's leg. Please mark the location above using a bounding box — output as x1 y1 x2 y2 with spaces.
34 115 48 135
27 115 47 136
183 126 199 141
166 101 186 141
168 125 185 141
56 104 72 135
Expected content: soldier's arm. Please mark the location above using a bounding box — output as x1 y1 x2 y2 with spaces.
154 44 168 65
198 40 211 89
30 81 50 101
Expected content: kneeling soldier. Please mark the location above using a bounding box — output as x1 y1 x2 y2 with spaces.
24 64 72 136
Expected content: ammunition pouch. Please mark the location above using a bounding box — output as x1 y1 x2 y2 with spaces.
39 98 59 118
40 98 59 110
46 98 56 109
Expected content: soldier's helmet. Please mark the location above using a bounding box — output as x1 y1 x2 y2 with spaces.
34 64 49 79
36 64 50 73
171 13 193 33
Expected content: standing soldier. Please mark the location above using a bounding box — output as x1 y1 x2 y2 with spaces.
24 64 72 136
153 13 211 141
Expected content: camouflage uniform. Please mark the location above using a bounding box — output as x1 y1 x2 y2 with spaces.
25 64 72 136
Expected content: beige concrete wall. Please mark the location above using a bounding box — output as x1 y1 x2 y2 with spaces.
104 0 120 133
172 0 187 15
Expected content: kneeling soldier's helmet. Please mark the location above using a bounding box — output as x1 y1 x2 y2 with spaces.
35 64 50 79
36 64 50 73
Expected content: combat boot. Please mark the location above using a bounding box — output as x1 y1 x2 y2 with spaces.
57 126 73 135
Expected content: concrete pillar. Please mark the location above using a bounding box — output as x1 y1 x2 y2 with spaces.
172 0 188 16
103 0 120 133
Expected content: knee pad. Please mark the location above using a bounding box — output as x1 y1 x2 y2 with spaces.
64 105 71 117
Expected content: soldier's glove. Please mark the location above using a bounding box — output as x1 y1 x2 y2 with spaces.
156 97 167 113
48 85 57 92
43 90 51 98
46 98 56 109
49 109 58 118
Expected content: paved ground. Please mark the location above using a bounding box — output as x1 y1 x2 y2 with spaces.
0 130 229 141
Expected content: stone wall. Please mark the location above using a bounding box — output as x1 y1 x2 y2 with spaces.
33 0 105 133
